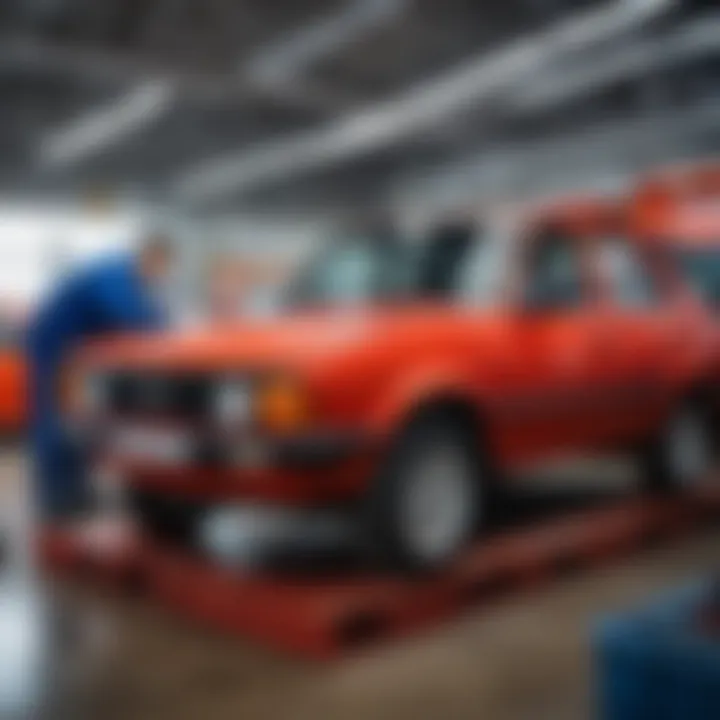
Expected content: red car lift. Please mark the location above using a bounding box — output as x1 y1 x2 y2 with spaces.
39 486 720 660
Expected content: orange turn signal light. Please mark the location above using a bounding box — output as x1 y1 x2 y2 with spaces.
257 377 309 433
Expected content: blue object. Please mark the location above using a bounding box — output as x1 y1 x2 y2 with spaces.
595 580 720 720
27 254 166 520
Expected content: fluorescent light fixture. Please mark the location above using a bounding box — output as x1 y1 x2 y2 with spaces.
247 0 409 83
34 0 408 169
393 100 720 212
40 79 176 168
174 0 674 203
510 15 720 111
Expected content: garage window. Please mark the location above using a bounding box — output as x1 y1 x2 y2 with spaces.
674 245 720 309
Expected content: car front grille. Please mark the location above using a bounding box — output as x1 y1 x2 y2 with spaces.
105 371 213 420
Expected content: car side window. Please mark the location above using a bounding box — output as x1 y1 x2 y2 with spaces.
457 224 510 305
599 240 658 308
417 222 475 299
524 232 585 310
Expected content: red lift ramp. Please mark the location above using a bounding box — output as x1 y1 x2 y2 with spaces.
36 485 720 659
38 518 143 592
145 485 720 660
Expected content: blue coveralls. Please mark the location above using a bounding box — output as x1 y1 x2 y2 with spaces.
27 255 166 521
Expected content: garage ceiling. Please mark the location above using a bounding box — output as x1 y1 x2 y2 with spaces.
0 0 718 214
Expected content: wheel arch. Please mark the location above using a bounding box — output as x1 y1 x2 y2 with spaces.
386 391 497 479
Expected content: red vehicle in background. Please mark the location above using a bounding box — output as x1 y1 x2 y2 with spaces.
632 164 720 310
66 202 716 571
0 306 27 435
631 163 720 417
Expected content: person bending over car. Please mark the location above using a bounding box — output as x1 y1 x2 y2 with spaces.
27 233 175 524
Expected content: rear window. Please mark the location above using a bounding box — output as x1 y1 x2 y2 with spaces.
597 238 659 307
674 245 720 309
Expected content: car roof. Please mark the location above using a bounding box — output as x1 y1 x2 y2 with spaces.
632 163 720 244
638 162 720 196
460 196 625 248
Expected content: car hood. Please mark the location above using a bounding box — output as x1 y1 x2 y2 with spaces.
77 309 418 372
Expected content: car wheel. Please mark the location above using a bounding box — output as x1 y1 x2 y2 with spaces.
640 402 713 494
362 412 484 573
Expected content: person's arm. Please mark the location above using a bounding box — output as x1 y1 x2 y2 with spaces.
92 259 168 332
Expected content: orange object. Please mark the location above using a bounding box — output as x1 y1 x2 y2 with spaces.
69 200 717 569
256 374 311 433
631 161 720 390
0 316 26 434
632 163 720 245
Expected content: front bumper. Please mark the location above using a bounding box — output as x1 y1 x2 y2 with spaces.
86 421 375 505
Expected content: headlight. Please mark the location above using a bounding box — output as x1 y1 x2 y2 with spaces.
214 380 253 425
215 375 311 432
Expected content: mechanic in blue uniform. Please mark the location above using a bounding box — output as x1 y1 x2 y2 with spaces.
27 234 175 523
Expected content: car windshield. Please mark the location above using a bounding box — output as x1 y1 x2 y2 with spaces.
282 234 416 309
279 223 498 310
674 245 720 309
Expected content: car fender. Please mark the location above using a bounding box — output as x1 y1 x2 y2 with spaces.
366 363 488 440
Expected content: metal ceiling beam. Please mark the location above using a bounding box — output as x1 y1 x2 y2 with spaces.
507 13 720 110
0 36 352 112
393 99 720 213
0 36 156 85
392 13 720 211
422 13 720 149
40 80 177 167
172 0 675 205
246 0 410 84
31 0 409 169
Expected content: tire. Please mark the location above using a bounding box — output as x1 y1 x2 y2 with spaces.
639 401 713 494
361 411 486 573
127 488 206 547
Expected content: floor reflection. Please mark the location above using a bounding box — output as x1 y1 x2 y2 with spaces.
0 572 118 720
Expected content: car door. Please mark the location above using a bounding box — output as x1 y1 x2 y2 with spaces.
493 228 606 462
594 238 669 442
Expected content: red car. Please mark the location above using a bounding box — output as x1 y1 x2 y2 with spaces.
0 312 27 435
632 163 720 422
632 164 720 311
67 205 716 570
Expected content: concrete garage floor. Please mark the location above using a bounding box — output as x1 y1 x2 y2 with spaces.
1 446 719 720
